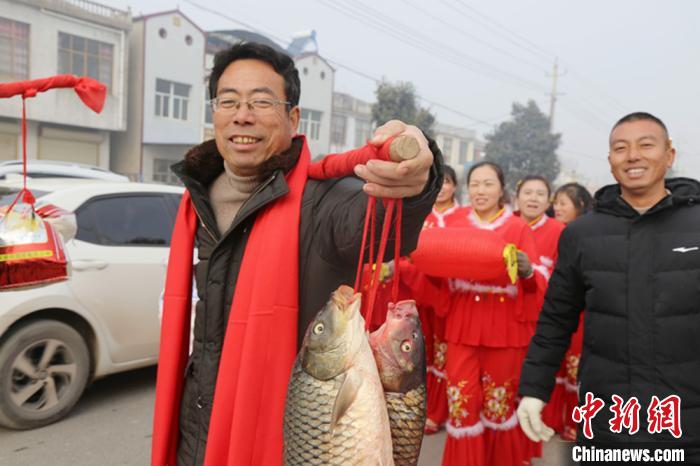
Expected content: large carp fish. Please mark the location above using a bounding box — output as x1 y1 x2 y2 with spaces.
370 300 427 466
283 285 394 465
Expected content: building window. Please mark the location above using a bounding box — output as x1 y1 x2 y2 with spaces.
354 118 372 147
58 32 113 90
155 79 191 121
442 137 453 159
0 17 29 81
459 140 469 164
299 109 322 140
330 114 346 145
153 158 181 185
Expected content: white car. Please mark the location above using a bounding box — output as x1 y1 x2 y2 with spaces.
0 178 183 429
0 160 130 182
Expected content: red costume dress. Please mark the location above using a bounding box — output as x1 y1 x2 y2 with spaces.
439 206 546 466
419 203 464 429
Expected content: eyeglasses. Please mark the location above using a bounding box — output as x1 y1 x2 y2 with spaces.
209 96 291 114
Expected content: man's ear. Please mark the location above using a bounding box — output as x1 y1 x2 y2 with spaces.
666 139 677 169
289 106 300 132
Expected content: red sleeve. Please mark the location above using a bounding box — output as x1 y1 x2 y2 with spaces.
513 221 547 322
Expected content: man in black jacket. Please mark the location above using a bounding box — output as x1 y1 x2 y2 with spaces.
157 42 442 466
518 112 700 462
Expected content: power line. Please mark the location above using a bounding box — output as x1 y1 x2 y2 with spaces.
185 0 498 128
315 0 547 92
443 0 554 62
401 0 548 73
439 0 638 127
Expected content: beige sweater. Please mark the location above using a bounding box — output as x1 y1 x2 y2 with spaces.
208 162 259 235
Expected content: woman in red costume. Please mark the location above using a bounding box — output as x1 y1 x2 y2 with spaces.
515 176 566 434
420 165 464 435
550 182 593 440
440 162 546 466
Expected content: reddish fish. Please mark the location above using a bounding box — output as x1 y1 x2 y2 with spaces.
370 300 427 466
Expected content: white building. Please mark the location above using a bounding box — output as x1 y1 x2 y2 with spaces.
110 9 205 183
0 0 131 168
329 92 374 155
294 52 333 158
433 122 484 182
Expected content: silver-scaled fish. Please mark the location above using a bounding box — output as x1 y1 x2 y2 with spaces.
283 285 394 465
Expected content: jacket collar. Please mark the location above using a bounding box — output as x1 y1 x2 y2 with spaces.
594 177 700 218
171 137 303 238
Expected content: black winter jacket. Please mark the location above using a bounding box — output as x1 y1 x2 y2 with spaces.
172 137 443 466
519 178 700 460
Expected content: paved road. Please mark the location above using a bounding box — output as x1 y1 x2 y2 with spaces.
0 366 576 466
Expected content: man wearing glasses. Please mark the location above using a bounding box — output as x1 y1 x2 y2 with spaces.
152 42 443 466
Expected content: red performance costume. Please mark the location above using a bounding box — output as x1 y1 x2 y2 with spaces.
438 206 546 466
418 203 464 430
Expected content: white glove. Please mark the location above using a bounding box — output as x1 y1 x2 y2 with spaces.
517 396 555 442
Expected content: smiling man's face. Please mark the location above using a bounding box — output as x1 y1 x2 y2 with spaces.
213 59 300 177
608 119 675 200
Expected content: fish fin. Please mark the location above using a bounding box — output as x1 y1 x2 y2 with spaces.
331 370 362 433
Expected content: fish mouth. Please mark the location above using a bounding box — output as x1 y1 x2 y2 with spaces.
332 285 361 313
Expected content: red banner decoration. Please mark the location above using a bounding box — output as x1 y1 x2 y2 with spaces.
0 74 106 113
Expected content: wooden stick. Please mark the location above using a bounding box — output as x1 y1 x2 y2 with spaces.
388 135 420 161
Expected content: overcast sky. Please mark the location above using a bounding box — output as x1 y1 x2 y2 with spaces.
100 0 699 188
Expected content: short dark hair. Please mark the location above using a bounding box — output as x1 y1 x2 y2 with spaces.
467 161 509 206
516 175 552 197
208 42 301 108
443 164 457 185
611 112 668 139
554 182 593 217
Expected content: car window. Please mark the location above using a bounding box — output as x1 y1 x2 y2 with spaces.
75 194 175 246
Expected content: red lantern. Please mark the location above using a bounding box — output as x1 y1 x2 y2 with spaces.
411 226 518 284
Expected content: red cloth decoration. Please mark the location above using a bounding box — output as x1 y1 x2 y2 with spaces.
307 136 396 179
411 226 514 283
0 74 106 113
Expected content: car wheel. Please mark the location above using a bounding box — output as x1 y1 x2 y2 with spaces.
0 320 90 429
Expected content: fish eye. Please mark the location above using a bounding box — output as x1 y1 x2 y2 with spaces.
401 340 412 352
313 322 325 335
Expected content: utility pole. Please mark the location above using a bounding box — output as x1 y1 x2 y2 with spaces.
547 57 565 129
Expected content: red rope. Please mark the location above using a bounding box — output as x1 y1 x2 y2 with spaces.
363 199 395 330
391 200 403 302
309 136 411 330
354 196 375 291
